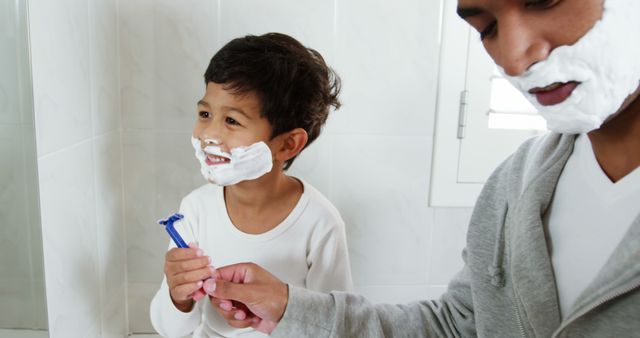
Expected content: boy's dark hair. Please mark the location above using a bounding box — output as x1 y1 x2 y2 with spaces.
204 32 341 170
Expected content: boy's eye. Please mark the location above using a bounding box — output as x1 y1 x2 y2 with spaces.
199 111 210 119
225 117 241 126
480 21 497 40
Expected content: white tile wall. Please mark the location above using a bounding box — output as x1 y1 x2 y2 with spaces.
0 126 46 329
122 130 203 332
328 0 440 136
120 0 473 334
0 329 48 338
90 0 121 137
38 141 102 337
218 0 336 60
122 130 202 285
94 132 127 338
0 0 47 331
29 0 92 157
118 0 156 130
119 0 217 132
330 135 435 286
29 0 127 336
127 282 159 333
287 135 332 195
151 0 218 132
119 0 218 332
0 23 20 125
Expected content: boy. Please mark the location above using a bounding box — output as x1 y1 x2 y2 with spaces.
204 0 640 337
149 33 353 338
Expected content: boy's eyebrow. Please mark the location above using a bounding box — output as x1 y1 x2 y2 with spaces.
457 6 484 19
197 100 209 107
223 106 252 120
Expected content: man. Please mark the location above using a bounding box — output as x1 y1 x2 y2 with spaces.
190 0 640 336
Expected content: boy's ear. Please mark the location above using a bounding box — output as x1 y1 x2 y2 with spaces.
273 128 308 162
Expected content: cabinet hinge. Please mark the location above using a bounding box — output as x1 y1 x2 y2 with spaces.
457 90 468 139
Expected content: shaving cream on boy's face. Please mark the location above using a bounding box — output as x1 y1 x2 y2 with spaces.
500 0 640 134
191 137 273 186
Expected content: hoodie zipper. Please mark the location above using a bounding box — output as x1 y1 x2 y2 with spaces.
551 282 640 337
514 303 527 338
512 287 527 338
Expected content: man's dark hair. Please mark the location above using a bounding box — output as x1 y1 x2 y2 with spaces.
204 32 341 170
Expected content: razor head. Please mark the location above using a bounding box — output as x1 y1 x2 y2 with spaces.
158 213 188 248
158 213 184 226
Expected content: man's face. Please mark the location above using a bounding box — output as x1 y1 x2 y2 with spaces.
456 0 604 77
456 0 640 133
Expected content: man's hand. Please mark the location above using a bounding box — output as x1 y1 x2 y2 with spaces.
164 243 214 312
203 262 289 334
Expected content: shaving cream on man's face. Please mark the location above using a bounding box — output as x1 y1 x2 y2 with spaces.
501 0 640 134
191 137 273 186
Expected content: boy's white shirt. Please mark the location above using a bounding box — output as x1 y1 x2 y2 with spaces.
150 179 353 338
545 133 640 318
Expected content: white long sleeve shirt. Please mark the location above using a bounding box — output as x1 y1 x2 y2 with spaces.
150 179 353 338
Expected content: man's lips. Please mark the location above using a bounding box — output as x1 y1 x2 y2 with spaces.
204 153 231 166
529 81 579 106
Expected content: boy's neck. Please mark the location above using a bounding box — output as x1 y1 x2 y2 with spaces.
588 93 640 182
223 170 303 235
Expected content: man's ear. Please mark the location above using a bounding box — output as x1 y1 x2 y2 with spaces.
273 128 308 163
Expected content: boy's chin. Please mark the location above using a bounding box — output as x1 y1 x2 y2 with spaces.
206 178 244 187
207 179 227 186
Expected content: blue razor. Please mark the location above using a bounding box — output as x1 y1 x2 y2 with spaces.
158 213 188 248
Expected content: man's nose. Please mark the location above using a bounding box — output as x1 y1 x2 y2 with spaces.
494 15 551 77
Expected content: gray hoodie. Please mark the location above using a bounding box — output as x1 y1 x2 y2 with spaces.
272 133 640 338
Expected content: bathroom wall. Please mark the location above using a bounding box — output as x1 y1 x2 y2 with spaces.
119 0 473 333
28 0 127 336
118 0 217 331
0 0 46 330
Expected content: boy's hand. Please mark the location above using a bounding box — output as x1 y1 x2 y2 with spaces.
164 243 214 312
204 262 288 334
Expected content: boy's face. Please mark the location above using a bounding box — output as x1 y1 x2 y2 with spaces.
193 82 273 155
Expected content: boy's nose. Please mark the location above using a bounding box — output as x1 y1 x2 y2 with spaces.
493 16 551 77
199 121 225 146
198 137 223 150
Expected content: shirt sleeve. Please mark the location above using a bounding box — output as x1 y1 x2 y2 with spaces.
149 198 204 337
273 251 476 338
149 276 203 338
305 218 354 293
